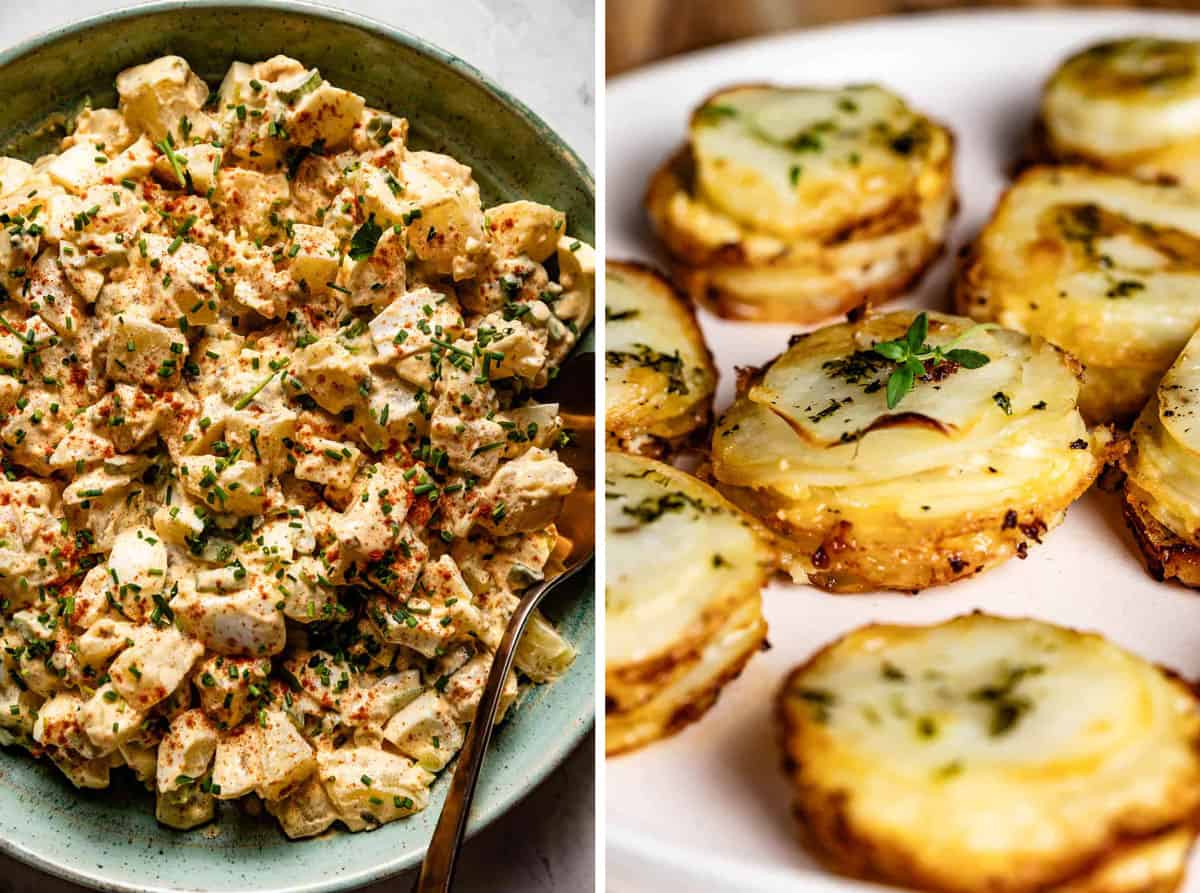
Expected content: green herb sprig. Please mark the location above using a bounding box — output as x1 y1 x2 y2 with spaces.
155 138 190 193
348 214 383 261
872 312 992 409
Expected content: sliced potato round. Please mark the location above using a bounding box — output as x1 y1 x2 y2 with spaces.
778 614 1200 893
711 310 1116 593
690 85 952 241
605 261 717 458
957 165 1200 423
606 452 771 755
645 85 956 323
1122 325 1200 586
1041 38 1200 188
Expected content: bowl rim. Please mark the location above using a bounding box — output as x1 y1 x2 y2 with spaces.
0 0 594 192
0 2 595 891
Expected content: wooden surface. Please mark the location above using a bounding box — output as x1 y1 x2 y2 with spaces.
607 0 1200 75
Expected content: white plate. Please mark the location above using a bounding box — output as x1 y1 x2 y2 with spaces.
605 10 1200 893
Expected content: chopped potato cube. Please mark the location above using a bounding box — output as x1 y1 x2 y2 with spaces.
291 336 370 414
47 143 111 195
259 710 316 800
0 157 33 196
486 200 564 262
295 436 363 493
106 310 184 387
171 580 287 657
382 691 465 772
287 82 365 148
109 627 203 712
154 143 221 193
116 55 210 142
288 223 341 292
211 722 263 799
214 168 289 240
156 710 220 794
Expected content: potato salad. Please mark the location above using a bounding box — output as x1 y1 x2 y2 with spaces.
0 54 592 837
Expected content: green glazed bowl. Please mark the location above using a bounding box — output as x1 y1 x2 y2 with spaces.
0 3 595 891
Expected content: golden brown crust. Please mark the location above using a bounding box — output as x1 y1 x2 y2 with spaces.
606 607 766 757
1030 112 1197 189
723 484 1094 593
716 431 1124 593
957 238 1159 427
786 784 1194 893
670 249 946 324
1123 483 1200 589
1052 824 1196 893
605 574 757 714
603 422 711 461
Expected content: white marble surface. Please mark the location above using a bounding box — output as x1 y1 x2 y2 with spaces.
0 2 596 892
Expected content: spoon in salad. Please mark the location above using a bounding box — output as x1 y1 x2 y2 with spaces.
415 351 595 893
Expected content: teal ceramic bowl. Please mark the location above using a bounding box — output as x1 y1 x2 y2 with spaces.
0 3 595 891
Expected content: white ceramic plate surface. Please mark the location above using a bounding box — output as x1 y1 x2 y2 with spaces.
606 10 1200 892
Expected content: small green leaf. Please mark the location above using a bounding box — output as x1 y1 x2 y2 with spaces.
905 312 928 354
946 348 990 369
873 341 907 362
349 214 383 261
886 367 913 409
905 356 925 379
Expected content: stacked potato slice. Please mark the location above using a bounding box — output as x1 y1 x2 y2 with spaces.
646 85 956 322
606 452 771 754
1040 38 1200 189
712 311 1116 592
1122 326 1200 585
778 615 1200 893
605 262 717 457
958 166 1200 424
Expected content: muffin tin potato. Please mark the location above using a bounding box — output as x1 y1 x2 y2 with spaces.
779 614 1200 893
958 165 1200 424
711 310 1117 592
605 261 717 458
646 84 956 323
1040 37 1200 189
606 452 772 755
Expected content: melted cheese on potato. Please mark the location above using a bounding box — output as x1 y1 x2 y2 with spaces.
691 85 952 241
605 262 716 456
958 165 1200 422
712 311 1109 591
1042 38 1200 185
605 452 770 753
778 615 1200 893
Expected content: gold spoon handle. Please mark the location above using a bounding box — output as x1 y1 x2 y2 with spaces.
414 562 587 892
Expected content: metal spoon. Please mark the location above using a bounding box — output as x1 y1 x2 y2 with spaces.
414 351 595 893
